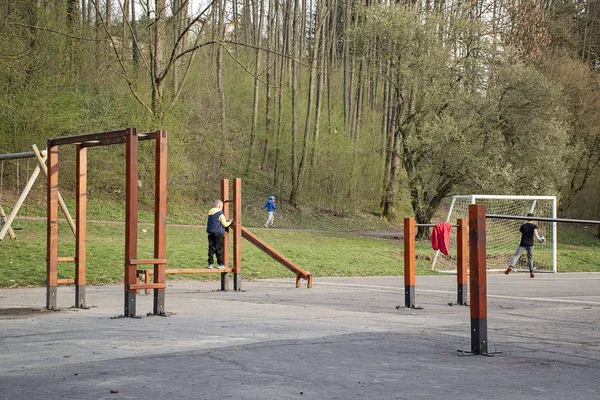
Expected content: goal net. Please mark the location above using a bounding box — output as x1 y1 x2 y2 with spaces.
432 195 557 273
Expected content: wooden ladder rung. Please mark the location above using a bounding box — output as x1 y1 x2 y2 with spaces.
129 259 167 265
128 283 166 290
138 268 232 275
57 278 75 284
58 257 76 263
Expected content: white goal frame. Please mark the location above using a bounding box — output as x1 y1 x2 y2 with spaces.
432 195 557 273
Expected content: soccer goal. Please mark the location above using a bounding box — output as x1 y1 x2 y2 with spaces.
432 195 557 273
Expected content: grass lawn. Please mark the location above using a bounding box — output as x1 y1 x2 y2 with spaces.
1 219 599 287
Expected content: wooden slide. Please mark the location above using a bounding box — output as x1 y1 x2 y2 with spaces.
241 226 312 288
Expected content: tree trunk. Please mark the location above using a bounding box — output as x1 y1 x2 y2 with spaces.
122 0 129 61
289 0 300 208
296 0 324 203
310 3 326 169
152 0 167 120
216 0 226 136
262 0 275 171
105 0 111 28
131 0 139 70
342 0 351 131
246 0 265 174
274 0 287 191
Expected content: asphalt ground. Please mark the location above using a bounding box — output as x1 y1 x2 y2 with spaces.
1 273 599 399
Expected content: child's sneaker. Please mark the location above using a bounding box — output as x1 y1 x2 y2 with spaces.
217 265 225 269
208 264 214 269
530 271 535 278
504 266 513 275
264 224 269 228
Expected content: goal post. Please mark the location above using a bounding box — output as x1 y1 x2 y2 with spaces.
432 195 557 273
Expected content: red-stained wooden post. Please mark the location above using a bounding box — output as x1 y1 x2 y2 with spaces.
233 178 242 290
456 218 468 306
404 217 416 308
153 130 167 316
220 179 230 291
75 145 87 309
124 128 139 317
469 204 488 354
46 145 59 310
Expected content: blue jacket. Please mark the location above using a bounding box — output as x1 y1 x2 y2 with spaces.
262 199 276 212
207 208 232 235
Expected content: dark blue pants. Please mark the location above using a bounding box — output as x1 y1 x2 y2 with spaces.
207 233 224 266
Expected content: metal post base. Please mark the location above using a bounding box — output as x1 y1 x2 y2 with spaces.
220 272 229 291
457 284 468 306
46 286 58 310
153 289 165 316
460 318 498 356
396 286 422 310
124 291 137 318
233 273 242 291
405 285 415 308
75 285 88 309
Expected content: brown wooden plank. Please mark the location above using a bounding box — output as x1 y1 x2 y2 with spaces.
46 145 59 287
139 131 160 140
50 129 158 149
130 259 167 265
50 129 129 147
154 130 167 286
76 145 87 287
403 218 415 287
233 178 242 274
128 283 167 290
124 128 139 293
58 257 76 263
57 279 75 285
469 205 487 319
241 226 311 280
141 268 233 274
221 179 230 268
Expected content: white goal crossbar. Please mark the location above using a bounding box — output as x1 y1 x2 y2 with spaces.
432 195 557 273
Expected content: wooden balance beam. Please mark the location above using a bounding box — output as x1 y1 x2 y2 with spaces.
241 226 312 288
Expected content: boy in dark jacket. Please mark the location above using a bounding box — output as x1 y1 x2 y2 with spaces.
206 200 233 269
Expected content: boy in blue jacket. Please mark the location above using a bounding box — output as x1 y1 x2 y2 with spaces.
261 196 276 228
206 200 232 269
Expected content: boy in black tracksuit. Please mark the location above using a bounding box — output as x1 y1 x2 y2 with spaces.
206 200 233 269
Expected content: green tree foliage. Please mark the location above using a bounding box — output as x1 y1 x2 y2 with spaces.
0 0 597 227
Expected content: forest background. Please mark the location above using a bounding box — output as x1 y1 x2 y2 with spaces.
1 0 599 236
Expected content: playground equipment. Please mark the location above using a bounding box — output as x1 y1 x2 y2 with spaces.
462 205 600 356
0 146 76 243
136 178 312 293
45 128 167 318
398 218 468 309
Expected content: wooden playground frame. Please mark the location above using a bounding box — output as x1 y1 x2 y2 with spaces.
136 178 312 293
401 218 468 309
46 128 168 318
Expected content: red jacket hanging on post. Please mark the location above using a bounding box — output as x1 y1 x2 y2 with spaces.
431 222 453 256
